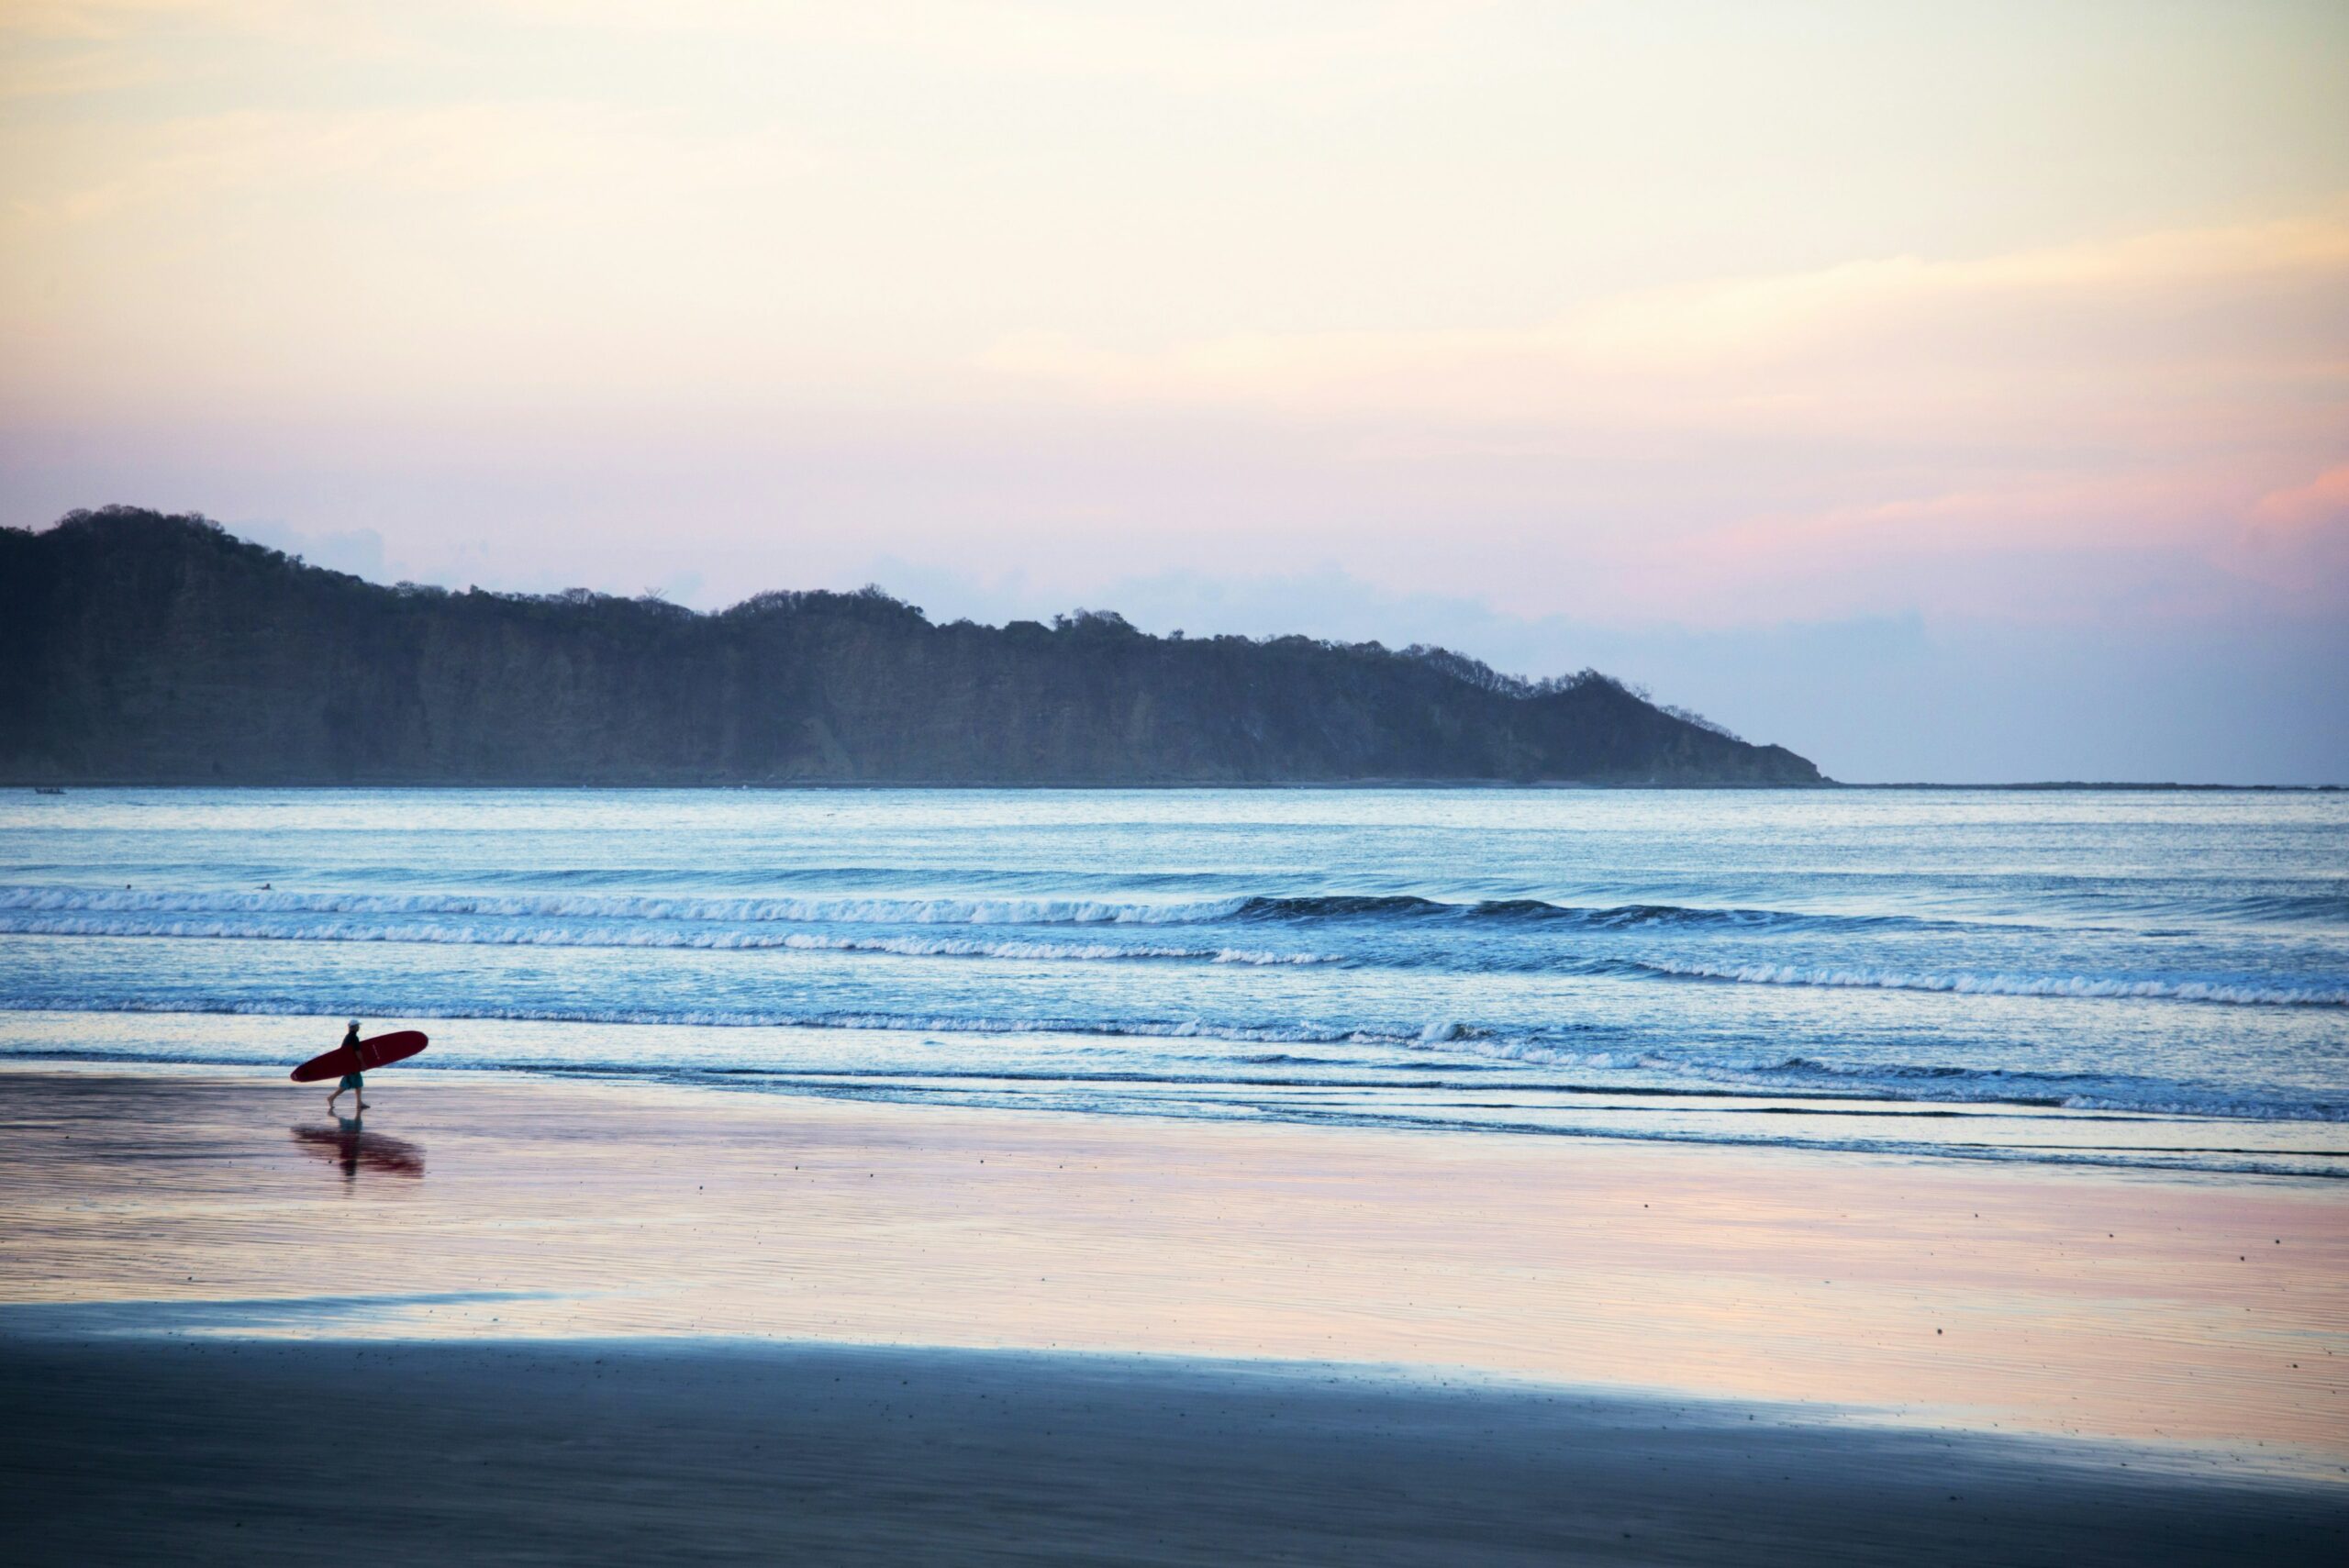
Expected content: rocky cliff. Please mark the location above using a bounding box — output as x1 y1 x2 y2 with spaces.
0 508 1825 785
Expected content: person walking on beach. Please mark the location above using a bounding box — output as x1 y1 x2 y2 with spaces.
326 1020 370 1114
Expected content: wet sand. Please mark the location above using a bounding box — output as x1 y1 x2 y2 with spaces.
6 1337 2343 1566
3 1065 2345 1561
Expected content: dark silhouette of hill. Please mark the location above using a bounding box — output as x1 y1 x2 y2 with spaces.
0 508 1824 785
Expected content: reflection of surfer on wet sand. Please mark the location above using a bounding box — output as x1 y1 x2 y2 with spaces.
293 1120 425 1183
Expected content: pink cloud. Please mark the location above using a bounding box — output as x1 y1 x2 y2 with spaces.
2252 464 2349 532
2227 462 2349 606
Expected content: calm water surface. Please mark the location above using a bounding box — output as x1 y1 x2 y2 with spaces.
3 788 2343 1176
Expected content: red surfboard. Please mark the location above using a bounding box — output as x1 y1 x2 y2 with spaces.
291 1029 429 1084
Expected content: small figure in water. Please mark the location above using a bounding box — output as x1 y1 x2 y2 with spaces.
326 1019 370 1114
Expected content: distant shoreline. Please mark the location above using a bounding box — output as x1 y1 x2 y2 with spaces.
1843 780 2344 792
7 777 2342 792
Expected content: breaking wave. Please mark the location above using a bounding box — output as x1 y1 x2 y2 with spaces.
1233 894 1906 930
0 884 1913 934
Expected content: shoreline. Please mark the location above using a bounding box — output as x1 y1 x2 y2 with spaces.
6 1016 2343 1184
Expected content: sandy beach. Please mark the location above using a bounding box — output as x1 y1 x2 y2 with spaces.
3 1063 2343 1562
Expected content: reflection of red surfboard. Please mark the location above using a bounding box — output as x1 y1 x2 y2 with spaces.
290 1029 429 1083
293 1126 425 1178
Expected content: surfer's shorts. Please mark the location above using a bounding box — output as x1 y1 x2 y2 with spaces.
339 1073 364 1089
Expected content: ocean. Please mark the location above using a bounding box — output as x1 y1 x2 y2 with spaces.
3 787 2343 1177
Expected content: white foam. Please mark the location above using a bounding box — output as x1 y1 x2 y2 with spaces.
1636 958 2348 1008
0 913 1335 965
0 884 1249 929
0 994 1429 1051
6 995 2343 1123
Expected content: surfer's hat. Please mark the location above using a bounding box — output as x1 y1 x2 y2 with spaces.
348 1019 362 1029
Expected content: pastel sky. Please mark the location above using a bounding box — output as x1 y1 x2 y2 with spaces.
4 2 2345 780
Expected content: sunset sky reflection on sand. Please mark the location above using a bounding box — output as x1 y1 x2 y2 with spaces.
3 1065 2341 1473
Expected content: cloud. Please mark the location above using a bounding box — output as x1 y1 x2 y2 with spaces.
1 3 234 42
0 1 367 42
492 0 1490 92
7 100 767 227
971 212 2349 625
2232 462 2349 604
0 46 172 99
981 212 2349 435
2253 463 2349 532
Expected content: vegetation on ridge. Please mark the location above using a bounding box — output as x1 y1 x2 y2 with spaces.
0 507 1823 785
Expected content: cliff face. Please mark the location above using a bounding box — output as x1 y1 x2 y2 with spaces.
0 509 1825 785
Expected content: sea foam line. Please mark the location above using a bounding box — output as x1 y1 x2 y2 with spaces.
1633 958 2349 1008
0 993 1406 1046
6 996 2343 1121
0 914 1335 966
0 885 1252 928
